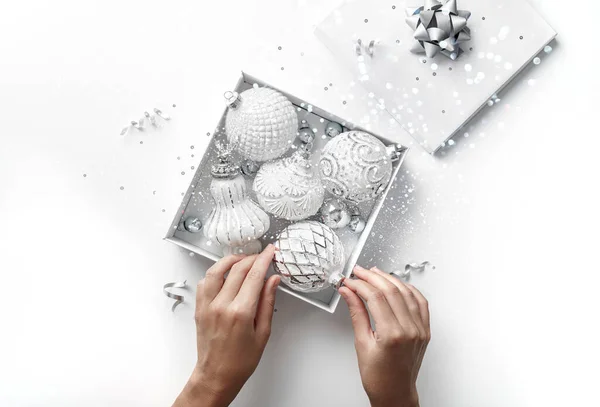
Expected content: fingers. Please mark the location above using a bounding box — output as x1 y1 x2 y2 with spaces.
342 277 399 338
255 275 280 342
368 267 425 337
403 282 430 334
353 266 415 332
213 255 258 304
202 254 246 302
235 244 277 311
339 286 373 345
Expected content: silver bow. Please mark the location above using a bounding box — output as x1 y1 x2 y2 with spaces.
405 0 471 60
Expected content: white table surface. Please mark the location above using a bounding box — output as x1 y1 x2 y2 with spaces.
1 1 598 406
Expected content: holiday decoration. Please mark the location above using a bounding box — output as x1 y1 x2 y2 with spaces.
253 147 324 221
182 217 203 233
273 221 345 293
405 0 472 60
319 198 352 229
240 159 260 177
203 142 270 255
319 131 399 203
348 214 366 233
325 121 343 138
298 120 316 144
225 87 298 162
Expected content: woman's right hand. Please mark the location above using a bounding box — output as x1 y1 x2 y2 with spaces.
339 266 431 407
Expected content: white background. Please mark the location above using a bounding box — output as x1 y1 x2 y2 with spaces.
1 1 598 406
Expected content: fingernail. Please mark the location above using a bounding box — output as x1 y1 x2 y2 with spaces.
353 265 366 272
273 276 281 290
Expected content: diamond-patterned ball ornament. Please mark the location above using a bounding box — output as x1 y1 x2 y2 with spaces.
273 221 345 293
319 131 393 203
254 150 324 221
225 87 298 162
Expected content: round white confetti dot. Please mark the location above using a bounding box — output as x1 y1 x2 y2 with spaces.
448 139 455 146
386 82 393 89
504 62 513 70
478 52 485 59
464 132 470 138
431 63 438 71
544 45 553 53
439 40 448 49
466 78 474 85
464 64 472 72
494 55 503 62
528 79 536 86
490 37 498 45
487 100 494 106
533 57 541 65
487 52 494 60
498 26 511 40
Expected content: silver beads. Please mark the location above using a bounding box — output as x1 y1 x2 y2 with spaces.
182 217 203 233
320 198 351 229
298 119 316 144
298 129 316 144
348 215 366 233
240 159 260 177
325 121 343 138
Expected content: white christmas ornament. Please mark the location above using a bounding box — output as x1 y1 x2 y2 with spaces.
273 221 345 293
225 87 298 162
253 148 324 221
204 143 270 255
319 131 398 203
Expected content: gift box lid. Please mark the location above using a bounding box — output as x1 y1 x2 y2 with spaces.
315 0 556 153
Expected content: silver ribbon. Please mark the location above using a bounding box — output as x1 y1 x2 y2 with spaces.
405 0 471 60
391 261 435 281
163 280 187 312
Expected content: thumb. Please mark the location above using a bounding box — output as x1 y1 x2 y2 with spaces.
339 286 372 344
255 275 280 342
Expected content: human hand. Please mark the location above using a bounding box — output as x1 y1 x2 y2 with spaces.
173 245 280 407
339 266 430 407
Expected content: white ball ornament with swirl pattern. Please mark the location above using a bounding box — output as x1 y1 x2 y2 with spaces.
319 131 393 203
225 87 298 162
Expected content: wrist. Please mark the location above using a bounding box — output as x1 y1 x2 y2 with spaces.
370 387 419 407
174 368 229 407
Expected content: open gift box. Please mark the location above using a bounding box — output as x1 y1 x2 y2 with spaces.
165 72 408 313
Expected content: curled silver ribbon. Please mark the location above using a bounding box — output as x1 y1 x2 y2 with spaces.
163 280 187 312
391 261 435 281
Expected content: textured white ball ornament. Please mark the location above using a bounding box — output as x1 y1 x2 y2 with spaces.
253 150 324 221
319 131 393 203
225 87 298 162
273 221 345 293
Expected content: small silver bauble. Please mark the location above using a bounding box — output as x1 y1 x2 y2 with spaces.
319 131 394 203
298 128 316 144
273 221 345 293
240 159 260 177
225 87 298 162
319 198 351 229
325 121 343 138
183 217 203 233
348 215 366 233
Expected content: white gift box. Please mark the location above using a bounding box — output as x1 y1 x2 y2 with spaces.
165 72 408 313
315 0 557 153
